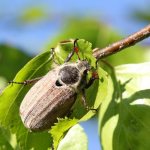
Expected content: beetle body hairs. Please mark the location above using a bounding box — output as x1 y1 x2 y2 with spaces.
11 39 98 132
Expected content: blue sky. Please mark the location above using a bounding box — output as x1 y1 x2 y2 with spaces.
0 1 149 149
0 0 149 55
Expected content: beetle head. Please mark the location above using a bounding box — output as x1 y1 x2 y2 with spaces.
76 60 91 74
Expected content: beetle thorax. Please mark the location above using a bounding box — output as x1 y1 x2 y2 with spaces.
59 66 79 84
56 60 90 91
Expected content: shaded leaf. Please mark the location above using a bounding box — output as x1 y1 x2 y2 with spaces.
0 127 14 150
99 62 150 150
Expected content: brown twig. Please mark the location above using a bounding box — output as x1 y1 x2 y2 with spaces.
93 24 150 60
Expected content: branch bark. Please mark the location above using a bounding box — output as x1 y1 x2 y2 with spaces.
93 24 150 60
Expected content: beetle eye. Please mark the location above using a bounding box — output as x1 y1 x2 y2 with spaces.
83 69 88 74
55 80 63 86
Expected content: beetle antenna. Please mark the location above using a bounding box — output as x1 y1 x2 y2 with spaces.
64 39 80 62
73 39 80 60
50 48 61 65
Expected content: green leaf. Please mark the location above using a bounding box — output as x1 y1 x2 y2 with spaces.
98 74 116 150
0 50 52 149
99 62 150 150
50 118 78 150
0 127 14 150
54 39 96 66
0 77 7 93
57 124 88 150
115 62 150 97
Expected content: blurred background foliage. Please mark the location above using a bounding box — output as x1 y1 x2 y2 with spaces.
132 5 150 23
19 6 48 23
0 44 31 80
0 0 149 149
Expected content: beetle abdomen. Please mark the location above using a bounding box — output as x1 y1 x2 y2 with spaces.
20 68 76 131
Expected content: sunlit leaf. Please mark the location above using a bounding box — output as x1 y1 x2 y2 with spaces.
50 118 78 150
99 62 150 150
54 39 96 65
57 124 88 150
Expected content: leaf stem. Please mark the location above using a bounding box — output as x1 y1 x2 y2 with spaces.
93 24 150 60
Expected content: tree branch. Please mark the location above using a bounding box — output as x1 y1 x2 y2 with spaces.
93 24 150 60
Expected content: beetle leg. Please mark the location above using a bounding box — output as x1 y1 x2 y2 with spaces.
9 77 42 85
81 89 90 110
85 70 99 89
64 38 80 62
81 89 97 112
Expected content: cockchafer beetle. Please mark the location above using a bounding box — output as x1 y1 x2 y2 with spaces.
10 39 98 132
